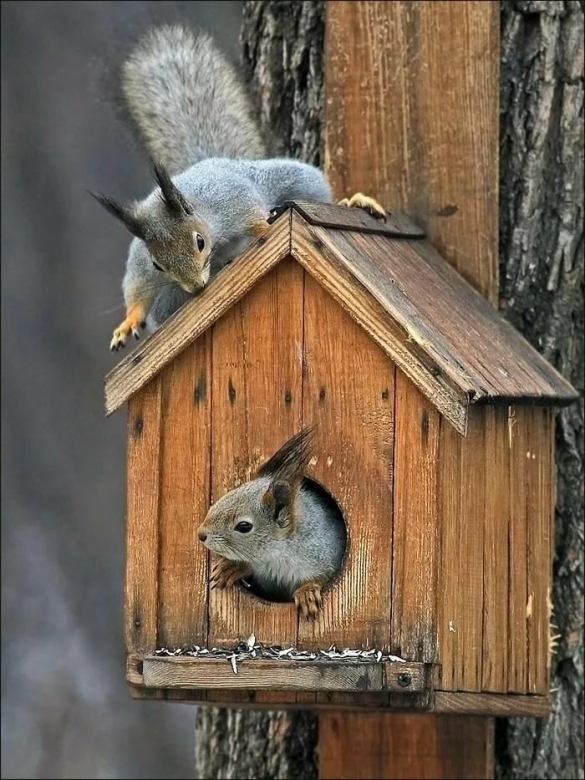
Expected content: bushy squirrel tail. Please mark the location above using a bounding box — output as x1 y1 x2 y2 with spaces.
119 25 266 174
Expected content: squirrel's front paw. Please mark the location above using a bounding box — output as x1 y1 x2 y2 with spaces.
210 558 252 590
338 192 387 222
110 312 146 351
293 581 323 621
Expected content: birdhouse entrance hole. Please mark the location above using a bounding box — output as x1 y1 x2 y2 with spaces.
241 476 348 604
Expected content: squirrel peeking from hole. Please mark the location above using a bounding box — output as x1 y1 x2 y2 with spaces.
197 428 347 620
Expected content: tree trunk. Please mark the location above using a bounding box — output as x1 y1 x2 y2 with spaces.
195 1 584 778
497 2 584 778
194 3 323 778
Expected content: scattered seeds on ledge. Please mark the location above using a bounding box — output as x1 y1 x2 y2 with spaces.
153 637 406 674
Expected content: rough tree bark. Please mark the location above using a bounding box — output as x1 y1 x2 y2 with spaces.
195 1 584 778
497 2 584 778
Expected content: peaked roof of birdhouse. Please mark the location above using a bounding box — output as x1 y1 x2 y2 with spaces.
104 201 578 435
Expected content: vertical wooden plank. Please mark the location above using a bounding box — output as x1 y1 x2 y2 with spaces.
300 273 395 652
548 407 557 686
125 378 162 655
322 0 498 773
391 374 439 663
508 407 528 694
319 713 495 780
456 410 486 692
208 258 303 704
526 407 554 694
325 0 499 304
205 298 254 708
482 407 510 692
436 416 460 692
436 409 486 693
299 274 394 708
157 337 210 648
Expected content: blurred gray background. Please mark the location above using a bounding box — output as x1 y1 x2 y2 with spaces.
1 2 242 777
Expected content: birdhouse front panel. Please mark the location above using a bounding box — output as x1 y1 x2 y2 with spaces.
126 258 401 708
112 203 575 714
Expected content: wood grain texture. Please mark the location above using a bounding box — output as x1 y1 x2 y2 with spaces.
406 240 577 404
146 659 383 692
297 272 395 710
299 273 395 653
481 407 510 693
456 412 486 693
130 691 548 717
437 404 554 697
141 658 428 692
207 259 303 705
105 214 291 415
288 199 425 237
322 1 500 774
319 713 495 780
324 0 499 304
525 407 554 696
437 410 486 693
391 375 439 663
291 216 470 436
436 413 460 692
157 337 210 649
305 227 578 407
125 378 162 655
507 407 528 694
127 650 549 715
434 692 550 718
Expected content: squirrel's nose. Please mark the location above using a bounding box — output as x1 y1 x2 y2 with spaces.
198 529 207 542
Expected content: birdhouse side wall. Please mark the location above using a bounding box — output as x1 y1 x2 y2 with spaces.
435 404 554 697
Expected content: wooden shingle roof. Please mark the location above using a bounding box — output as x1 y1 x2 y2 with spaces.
104 201 577 435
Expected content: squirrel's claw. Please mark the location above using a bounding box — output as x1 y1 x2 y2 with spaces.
210 558 251 590
338 192 387 222
110 312 146 351
110 329 127 352
294 582 323 621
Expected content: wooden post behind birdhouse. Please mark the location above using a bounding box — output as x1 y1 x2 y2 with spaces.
320 2 504 778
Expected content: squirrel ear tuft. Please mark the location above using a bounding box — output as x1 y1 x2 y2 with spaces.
256 427 315 483
152 163 194 217
89 191 146 240
262 480 291 526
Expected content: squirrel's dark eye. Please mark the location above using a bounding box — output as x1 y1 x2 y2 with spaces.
195 233 205 252
234 520 253 534
152 261 163 272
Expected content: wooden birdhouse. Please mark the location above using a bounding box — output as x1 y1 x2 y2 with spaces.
105 201 577 715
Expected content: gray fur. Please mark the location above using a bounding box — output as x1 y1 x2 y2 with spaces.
199 477 346 600
106 24 334 336
123 158 333 328
121 25 266 174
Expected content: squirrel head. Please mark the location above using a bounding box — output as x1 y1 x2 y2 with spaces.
198 476 297 564
197 428 315 565
90 164 212 293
